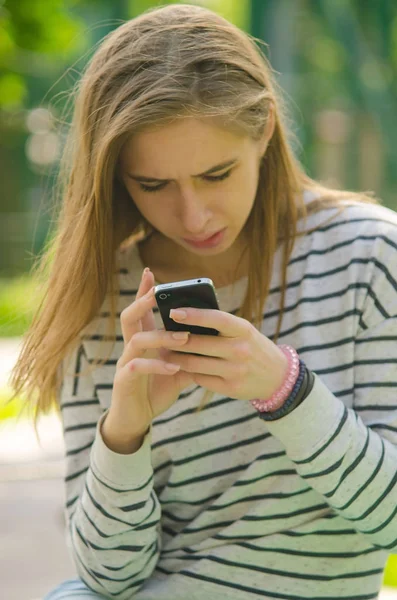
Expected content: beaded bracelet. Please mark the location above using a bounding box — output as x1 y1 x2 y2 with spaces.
249 345 314 421
257 361 312 421
250 345 300 413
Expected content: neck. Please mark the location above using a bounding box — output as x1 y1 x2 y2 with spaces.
140 229 250 287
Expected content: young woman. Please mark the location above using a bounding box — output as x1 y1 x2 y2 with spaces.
10 4 397 600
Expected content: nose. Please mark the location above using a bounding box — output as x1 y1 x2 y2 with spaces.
178 186 212 235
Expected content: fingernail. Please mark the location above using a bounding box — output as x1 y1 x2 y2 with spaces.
172 332 190 339
165 363 180 372
170 309 187 320
143 267 150 276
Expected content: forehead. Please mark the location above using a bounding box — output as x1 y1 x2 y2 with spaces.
120 117 249 173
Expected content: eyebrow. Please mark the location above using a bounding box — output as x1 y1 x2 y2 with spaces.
127 158 239 183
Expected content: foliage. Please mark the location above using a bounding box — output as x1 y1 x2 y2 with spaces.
0 0 248 110
127 0 249 30
0 0 89 109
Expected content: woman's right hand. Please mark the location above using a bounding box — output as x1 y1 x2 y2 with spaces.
101 267 194 453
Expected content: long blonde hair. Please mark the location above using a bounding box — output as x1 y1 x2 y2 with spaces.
9 3 379 422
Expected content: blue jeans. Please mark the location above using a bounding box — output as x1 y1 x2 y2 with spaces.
44 578 109 599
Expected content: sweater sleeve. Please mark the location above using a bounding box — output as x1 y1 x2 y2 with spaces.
60 342 161 599
265 225 397 552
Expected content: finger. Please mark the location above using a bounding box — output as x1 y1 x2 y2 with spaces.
169 333 231 358
120 284 156 344
189 372 227 396
135 267 151 299
120 356 181 376
128 330 190 352
167 352 230 378
169 307 250 338
140 269 156 332
118 330 190 368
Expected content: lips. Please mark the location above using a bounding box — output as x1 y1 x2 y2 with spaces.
184 229 223 243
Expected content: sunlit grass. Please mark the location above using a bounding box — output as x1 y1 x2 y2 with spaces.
0 387 26 420
384 555 397 588
0 387 58 421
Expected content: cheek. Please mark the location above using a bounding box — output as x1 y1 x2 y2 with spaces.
131 191 173 228
241 165 260 205
225 172 257 213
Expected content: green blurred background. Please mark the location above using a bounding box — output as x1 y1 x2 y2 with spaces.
0 0 397 586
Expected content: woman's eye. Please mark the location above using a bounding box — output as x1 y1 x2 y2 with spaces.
139 182 167 193
203 169 232 183
139 169 233 193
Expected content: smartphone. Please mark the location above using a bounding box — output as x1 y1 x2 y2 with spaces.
154 278 220 336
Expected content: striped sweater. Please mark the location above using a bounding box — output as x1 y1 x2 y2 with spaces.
60 192 397 600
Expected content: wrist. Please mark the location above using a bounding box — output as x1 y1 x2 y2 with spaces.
100 413 150 454
258 363 314 421
249 344 315 422
251 345 300 413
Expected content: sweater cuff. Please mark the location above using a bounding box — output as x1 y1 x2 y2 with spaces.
90 410 153 489
264 372 345 462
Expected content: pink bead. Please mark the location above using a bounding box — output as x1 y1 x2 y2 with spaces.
250 345 300 413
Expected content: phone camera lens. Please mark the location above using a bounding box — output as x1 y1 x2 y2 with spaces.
159 293 168 300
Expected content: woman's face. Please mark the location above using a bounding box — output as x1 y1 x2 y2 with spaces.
119 116 273 258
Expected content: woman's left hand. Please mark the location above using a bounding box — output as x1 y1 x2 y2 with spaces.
166 307 289 401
